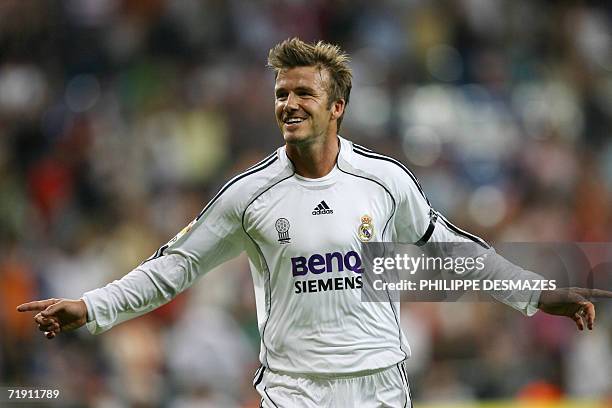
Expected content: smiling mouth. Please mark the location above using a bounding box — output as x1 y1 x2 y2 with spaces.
283 117 306 125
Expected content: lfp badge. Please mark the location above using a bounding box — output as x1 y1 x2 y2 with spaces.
358 215 374 242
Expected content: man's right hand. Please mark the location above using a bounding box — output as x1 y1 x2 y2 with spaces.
16 298 88 339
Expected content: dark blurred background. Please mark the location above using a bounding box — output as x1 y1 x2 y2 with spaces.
1 0 611 407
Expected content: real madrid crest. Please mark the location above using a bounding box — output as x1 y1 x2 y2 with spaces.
358 215 374 242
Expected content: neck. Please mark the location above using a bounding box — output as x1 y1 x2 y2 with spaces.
286 134 340 178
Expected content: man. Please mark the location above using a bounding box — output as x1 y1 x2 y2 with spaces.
17 38 612 407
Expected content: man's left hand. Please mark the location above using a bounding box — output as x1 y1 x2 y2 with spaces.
538 288 612 330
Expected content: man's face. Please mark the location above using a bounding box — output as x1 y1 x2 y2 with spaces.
274 66 342 145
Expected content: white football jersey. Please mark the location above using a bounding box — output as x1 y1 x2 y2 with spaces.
82 136 540 374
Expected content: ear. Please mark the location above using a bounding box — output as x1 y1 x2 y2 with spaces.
330 99 345 121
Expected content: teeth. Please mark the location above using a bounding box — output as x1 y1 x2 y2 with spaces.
285 118 304 124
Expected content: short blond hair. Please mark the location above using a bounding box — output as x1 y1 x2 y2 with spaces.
268 37 352 131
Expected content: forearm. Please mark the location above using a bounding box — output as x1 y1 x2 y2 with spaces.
427 218 542 316
82 253 198 334
466 247 542 316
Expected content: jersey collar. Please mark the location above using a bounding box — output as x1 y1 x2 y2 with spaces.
279 134 354 173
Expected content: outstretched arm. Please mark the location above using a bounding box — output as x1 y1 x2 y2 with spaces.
423 218 612 329
384 150 612 331
17 176 248 339
18 230 243 339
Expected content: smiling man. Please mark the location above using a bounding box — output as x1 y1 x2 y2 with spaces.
17 38 612 407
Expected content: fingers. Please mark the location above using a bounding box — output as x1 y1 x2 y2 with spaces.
573 288 612 299
17 298 61 340
39 322 60 333
34 313 57 327
572 312 584 331
591 289 612 298
581 302 595 330
572 302 595 331
16 299 60 313
41 301 63 318
35 313 60 333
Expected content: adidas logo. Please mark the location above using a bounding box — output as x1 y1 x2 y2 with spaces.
312 200 333 215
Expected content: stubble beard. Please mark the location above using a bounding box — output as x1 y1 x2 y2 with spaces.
283 126 327 148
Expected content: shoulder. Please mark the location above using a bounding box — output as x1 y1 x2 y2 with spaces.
343 141 428 202
197 148 292 220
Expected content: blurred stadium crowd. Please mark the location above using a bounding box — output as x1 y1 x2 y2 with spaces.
1 0 612 407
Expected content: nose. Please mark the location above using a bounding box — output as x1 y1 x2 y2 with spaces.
284 92 298 111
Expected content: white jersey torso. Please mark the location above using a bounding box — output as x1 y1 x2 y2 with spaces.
242 149 408 373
